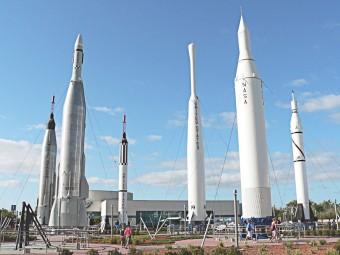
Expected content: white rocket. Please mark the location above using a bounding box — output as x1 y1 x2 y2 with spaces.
118 115 128 225
37 97 57 225
290 92 310 220
49 34 89 227
187 43 206 223
234 15 272 220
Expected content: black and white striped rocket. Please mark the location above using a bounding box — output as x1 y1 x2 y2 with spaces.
118 115 128 224
37 96 57 225
290 92 310 220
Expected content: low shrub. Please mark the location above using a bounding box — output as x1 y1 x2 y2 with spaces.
323 230 331 236
188 245 204 255
325 248 339 255
87 249 99 255
107 249 123 255
178 247 191 255
309 240 318 247
259 245 269 255
334 240 340 252
319 239 327 245
284 241 293 249
129 246 142 255
59 249 73 255
110 237 119 244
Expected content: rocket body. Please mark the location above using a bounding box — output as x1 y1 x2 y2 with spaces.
118 117 128 225
37 110 57 225
187 43 206 223
290 93 310 220
234 16 272 220
49 35 89 228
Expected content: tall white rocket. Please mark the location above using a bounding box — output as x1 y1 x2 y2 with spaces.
187 43 206 223
234 15 272 220
290 92 310 220
37 97 57 225
118 115 128 225
49 34 89 227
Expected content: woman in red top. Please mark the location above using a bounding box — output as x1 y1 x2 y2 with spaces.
124 223 132 249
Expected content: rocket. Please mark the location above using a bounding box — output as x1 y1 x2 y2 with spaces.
49 34 89 227
187 43 206 223
234 15 272 221
37 96 57 225
118 115 128 225
290 92 310 221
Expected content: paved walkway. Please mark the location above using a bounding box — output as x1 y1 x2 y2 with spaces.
0 236 339 254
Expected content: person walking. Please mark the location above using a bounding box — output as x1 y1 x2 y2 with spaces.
246 221 253 240
119 224 125 248
124 222 133 249
270 218 277 242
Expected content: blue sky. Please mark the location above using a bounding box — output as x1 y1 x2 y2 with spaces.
0 0 340 210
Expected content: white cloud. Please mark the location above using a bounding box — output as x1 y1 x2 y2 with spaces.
91 106 125 116
168 112 186 127
114 107 125 113
100 135 136 145
0 179 21 188
133 170 187 186
133 151 340 188
275 101 290 109
128 138 136 145
100 136 120 145
301 94 340 112
88 177 117 187
275 93 340 113
27 123 45 130
0 138 41 175
291 78 308 87
134 152 241 187
147 135 162 142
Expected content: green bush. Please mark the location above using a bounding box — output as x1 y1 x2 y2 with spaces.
164 251 178 255
165 245 173 250
334 240 340 252
188 246 204 255
107 249 123 255
259 245 269 255
211 246 227 255
87 249 99 255
309 240 318 247
323 230 331 236
319 239 327 245
284 241 293 249
305 230 311 236
178 247 192 255
132 238 140 245
325 249 340 255
129 246 143 255
59 249 73 255
331 230 336 236
110 237 119 244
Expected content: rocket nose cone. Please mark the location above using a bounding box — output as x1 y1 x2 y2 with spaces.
75 34 83 50
238 15 247 33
